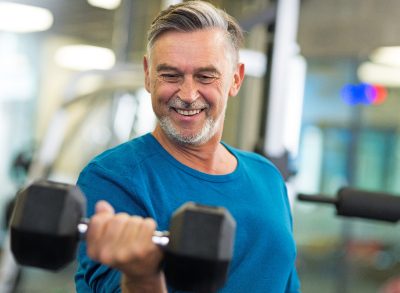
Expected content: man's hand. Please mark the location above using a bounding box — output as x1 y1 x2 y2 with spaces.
86 201 167 293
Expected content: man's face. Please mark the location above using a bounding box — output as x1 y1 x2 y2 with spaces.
144 28 244 146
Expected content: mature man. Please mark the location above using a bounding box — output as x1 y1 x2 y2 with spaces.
75 1 300 292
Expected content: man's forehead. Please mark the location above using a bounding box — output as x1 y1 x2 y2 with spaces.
155 27 226 40
150 31 233 63
151 29 230 52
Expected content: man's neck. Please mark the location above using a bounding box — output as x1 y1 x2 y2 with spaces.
152 127 237 175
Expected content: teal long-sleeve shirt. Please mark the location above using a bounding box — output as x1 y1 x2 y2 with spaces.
75 133 301 293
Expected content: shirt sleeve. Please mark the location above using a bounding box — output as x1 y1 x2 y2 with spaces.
282 182 301 293
75 242 122 293
285 266 301 293
74 161 148 293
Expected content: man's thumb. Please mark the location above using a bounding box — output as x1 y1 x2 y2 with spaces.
95 200 115 214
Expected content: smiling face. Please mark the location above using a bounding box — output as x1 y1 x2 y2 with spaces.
144 28 244 146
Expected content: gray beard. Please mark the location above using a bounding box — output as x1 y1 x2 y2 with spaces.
158 115 218 146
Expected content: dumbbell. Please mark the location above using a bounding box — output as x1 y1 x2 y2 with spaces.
10 180 236 292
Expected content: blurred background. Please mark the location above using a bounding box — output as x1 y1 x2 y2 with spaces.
1 0 400 292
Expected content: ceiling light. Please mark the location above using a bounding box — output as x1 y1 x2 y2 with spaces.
55 45 116 71
87 0 121 10
358 61 400 87
370 46 400 67
0 2 53 33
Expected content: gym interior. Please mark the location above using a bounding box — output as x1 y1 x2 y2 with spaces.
1 0 400 292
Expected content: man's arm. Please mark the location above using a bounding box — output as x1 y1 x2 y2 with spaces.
86 201 167 293
121 273 166 293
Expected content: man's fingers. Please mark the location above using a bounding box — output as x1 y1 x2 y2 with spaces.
86 200 163 278
96 213 132 264
87 212 159 267
86 202 116 260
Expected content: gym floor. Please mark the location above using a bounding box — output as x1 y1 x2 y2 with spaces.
15 263 76 293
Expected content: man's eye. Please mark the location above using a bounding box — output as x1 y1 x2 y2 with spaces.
160 74 181 82
197 75 217 84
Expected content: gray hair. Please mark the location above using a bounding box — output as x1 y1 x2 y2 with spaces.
146 1 244 62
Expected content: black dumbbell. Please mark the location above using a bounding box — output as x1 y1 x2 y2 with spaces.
10 180 236 292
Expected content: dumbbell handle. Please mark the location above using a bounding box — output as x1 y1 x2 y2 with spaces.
77 219 170 246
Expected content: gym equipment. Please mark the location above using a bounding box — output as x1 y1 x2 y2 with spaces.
10 180 236 292
298 187 400 223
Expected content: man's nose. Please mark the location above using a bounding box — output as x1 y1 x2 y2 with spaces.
178 77 199 103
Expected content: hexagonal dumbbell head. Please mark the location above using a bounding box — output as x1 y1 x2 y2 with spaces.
10 180 86 270
164 202 236 292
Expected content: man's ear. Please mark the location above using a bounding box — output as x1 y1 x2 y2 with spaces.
143 55 151 93
229 63 245 97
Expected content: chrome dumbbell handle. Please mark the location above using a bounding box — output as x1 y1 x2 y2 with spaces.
77 219 170 246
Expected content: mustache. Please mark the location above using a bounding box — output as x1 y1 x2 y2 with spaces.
168 97 209 110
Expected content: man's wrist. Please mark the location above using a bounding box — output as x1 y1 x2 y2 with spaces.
121 272 167 293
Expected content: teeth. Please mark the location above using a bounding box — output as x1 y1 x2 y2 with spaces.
176 109 202 116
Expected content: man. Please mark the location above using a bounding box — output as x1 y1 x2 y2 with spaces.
75 1 300 292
